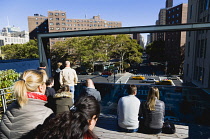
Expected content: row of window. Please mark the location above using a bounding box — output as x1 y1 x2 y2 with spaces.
167 20 180 24
4 37 27 43
49 12 65 16
49 22 118 27
49 27 114 31
35 18 47 20
66 19 119 24
168 14 180 19
49 18 65 21
168 7 180 14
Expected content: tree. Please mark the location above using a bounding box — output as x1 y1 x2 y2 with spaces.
1 40 38 60
111 34 143 72
146 40 165 62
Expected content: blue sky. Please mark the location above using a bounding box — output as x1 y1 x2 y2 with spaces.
0 0 188 42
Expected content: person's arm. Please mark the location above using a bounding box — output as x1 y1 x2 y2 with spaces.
74 70 78 85
59 71 63 86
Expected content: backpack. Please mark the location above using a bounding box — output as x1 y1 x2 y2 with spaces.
162 121 176 134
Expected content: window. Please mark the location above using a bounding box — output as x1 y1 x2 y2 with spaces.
190 5 193 19
56 27 60 30
36 22 39 25
56 18 59 21
49 22 54 25
62 27 66 30
35 18 38 20
188 42 190 56
50 27 54 30
49 18 53 20
62 13 65 16
49 13 53 15
62 18 65 21
62 23 66 25
56 23 60 25
55 13 59 16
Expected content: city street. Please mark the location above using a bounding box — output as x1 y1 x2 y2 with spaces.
78 73 183 86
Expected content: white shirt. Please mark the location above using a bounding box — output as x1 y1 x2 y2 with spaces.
117 95 140 129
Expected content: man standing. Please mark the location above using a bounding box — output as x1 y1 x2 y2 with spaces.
59 61 78 101
117 84 140 133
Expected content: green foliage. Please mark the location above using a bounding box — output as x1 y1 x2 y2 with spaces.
51 35 143 71
1 40 39 60
146 40 166 62
0 69 20 89
0 69 20 108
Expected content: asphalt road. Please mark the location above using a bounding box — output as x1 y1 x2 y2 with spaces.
78 74 121 84
78 74 183 86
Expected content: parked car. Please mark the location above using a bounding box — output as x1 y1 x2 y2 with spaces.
101 71 112 76
132 75 145 80
91 71 102 75
141 78 158 83
155 79 173 85
78 71 89 75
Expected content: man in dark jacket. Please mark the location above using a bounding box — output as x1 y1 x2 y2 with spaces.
81 79 101 101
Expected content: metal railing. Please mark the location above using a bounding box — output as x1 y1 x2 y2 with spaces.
0 87 15 114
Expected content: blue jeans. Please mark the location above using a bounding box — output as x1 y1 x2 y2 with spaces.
69 86 75 103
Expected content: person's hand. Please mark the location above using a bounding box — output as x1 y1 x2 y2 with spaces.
86 79 95 89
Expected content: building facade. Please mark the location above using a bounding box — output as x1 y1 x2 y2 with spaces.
184 0 210 88
28 10 122 45
165 3 188 74
0 26 29 46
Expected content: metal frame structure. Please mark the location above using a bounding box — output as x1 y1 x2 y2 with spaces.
37 22 210 75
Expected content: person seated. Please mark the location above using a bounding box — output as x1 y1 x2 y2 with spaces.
45 77 56 112
0 69 53 139
34 95 100 139
53 85 73 115
81 79 101 101
117 84 141 133
139 87 165 134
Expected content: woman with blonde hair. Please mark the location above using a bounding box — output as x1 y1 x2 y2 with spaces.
139 87 165 134
0 69 53 139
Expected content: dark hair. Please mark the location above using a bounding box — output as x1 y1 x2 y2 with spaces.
46 77 54 86
57 85 70 93
40 62 46 67
127 84 137 95
35 95 100 139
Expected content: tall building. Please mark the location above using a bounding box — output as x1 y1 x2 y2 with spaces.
151 0 173 42
165 3 188 74
28 10 122 45
184 0 210 88
132 33 145 47
166 0 173 8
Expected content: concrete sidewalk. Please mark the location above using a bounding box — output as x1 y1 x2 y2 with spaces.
94 114 189 139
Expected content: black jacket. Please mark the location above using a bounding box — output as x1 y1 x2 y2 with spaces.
139 100 165 129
